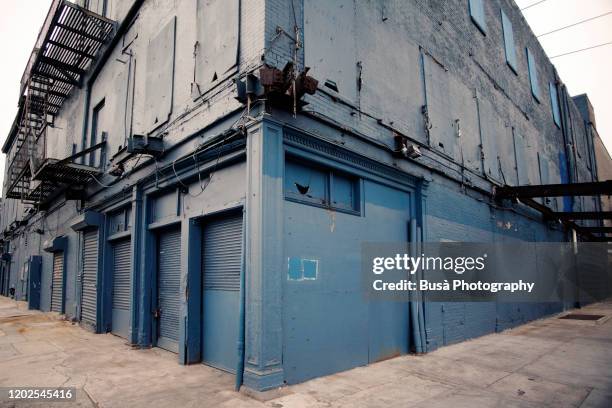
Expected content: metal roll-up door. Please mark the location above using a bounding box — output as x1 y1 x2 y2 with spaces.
202 213 243 372
81 229 99 330
157 228 181 353
111 239 131 338
51 252 64 313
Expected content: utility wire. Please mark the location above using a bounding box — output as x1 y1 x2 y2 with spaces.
537 11 612 37
549 41 612 58
520 0 550 11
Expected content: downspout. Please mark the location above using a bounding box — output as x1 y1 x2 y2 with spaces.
409 219 424 353
80 0 145 159
235 207 247 391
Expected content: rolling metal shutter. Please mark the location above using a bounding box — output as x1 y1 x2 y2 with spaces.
51 252 64 313
202 215 243 291
112 239 131 311
158 229 181 350
81 229 98 328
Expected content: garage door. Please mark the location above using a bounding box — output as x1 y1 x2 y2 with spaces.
202 214 243 372
81 229 99 331
111 239 131 338
157 228 181 353
51 252 64 313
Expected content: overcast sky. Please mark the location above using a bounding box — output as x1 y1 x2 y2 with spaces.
0 0 610 192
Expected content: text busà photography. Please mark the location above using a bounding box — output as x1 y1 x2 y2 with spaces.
0 0 611 407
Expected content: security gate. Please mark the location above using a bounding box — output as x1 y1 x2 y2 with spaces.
51 252 64 313
111 239 131 338
81 229 99 331
202 214 243 372
156 228 181 353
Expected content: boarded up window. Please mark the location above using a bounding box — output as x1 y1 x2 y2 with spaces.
513 130 530 186
195 0 240 92
144 17 176 133
478 97 506 182
526 48 541 102
357 6 425 143
305 0 356 101
469 0 486 34
501 10 517 73
424 54 480 170
549 82 561 128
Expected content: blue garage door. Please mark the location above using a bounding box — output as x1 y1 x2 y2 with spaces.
81 229 98 331
202 214 243 372
51 252 64 313
157 228 181 353
112 239 131 338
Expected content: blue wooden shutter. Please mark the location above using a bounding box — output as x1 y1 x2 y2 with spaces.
501 10 517 72
469 0 487 33
526 48 541 101
549 82 561 127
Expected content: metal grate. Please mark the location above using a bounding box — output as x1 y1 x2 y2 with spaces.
559 314 605 321
81 229 98 329
202 215 243 291
51 252 64 313
112 239 131 311
158 229 182 347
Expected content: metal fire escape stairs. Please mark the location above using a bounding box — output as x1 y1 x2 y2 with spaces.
4 0 115 205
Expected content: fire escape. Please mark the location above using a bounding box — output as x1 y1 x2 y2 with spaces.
4 0 115 205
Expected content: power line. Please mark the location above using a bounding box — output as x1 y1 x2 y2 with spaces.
537 11 612 37
520 0 550 11
549 41 612 58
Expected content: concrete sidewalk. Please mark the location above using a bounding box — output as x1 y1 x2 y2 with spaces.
1 296 611 407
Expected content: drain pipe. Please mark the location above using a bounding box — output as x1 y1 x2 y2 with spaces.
80 0 145 158
409 219 424 353
235 207 247 391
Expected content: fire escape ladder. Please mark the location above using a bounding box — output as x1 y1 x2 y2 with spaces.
4 0 116 205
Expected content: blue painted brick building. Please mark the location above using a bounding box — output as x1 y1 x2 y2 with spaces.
0 0 609 391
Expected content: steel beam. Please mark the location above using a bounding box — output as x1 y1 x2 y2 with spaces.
579 227 612 234
547 211 612 220
495 180 612 198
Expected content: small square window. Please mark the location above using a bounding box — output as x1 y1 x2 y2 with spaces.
331 172 358 211
284 160 327 205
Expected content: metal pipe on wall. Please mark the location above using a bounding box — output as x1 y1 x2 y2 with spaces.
235 207 247 390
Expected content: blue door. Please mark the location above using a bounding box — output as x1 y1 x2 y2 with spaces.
202 214 243 372
364 181 411 363
27 256 42 310
157 228 181 353
111 239 131 338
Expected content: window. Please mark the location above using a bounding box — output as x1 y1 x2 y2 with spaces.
109 207 132 234
549 82 561 128
526 48 541 102
469 0 487 34
501 10 517 73
89 99 105 167
284 159 360 214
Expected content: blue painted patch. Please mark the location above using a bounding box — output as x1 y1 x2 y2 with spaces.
287 257 319 281
302 259 318 280
288 257 303 281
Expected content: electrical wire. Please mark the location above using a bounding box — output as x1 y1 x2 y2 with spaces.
520 0 550 11
537 11 612 37
549 41 612 58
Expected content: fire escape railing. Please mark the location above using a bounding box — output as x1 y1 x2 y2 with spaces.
4 0 115 204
